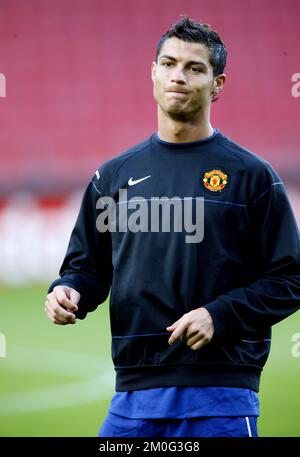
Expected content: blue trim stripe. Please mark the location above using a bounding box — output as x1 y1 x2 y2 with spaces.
112 332 170 339
205 199 246 208
113 335 272 341
113 197 247 209
241 339 271 343
91 181 284 208
90 179 102 195
253 182 283 205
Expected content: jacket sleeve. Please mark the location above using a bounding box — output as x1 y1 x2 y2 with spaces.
204 165 300 339
48 173 112 319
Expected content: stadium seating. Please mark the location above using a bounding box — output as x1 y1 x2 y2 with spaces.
0 0 299 282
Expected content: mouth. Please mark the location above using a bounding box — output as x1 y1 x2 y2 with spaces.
166 89 189 95
165 90 189 99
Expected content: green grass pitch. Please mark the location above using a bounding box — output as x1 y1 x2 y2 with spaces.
0 285 299 436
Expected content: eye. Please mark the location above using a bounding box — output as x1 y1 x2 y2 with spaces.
162 62 173 67
190 67 201 73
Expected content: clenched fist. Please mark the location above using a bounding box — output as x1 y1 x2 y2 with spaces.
45 285 81 325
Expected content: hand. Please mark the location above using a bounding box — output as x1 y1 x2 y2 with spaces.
166 307 214 351
45 286 81 325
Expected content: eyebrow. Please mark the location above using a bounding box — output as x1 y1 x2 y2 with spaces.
159 55 208 69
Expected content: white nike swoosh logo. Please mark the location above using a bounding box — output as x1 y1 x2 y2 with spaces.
128 175 151 186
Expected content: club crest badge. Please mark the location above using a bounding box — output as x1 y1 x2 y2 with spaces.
202 169 228 192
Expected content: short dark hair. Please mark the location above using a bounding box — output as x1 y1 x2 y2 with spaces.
156 16 227 76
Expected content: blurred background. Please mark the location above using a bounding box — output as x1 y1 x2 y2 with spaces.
0 0 299 437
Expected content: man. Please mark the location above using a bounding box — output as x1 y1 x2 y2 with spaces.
45 17 300 437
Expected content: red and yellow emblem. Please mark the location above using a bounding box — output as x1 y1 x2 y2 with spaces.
203 169 228 192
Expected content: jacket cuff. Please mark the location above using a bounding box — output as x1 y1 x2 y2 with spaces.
203 297 231 340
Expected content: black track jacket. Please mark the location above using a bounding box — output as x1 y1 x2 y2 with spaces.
49 131 300 392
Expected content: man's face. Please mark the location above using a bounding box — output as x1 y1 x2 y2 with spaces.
152 37 219 119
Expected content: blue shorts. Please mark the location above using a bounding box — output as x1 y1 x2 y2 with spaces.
99 412 258 437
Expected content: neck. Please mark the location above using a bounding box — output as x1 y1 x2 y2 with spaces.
157 105 213 143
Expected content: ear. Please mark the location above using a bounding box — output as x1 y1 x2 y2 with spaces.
151 61 157 83
211 73 226 96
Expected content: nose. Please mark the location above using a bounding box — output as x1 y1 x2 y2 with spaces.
170 66 187 84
